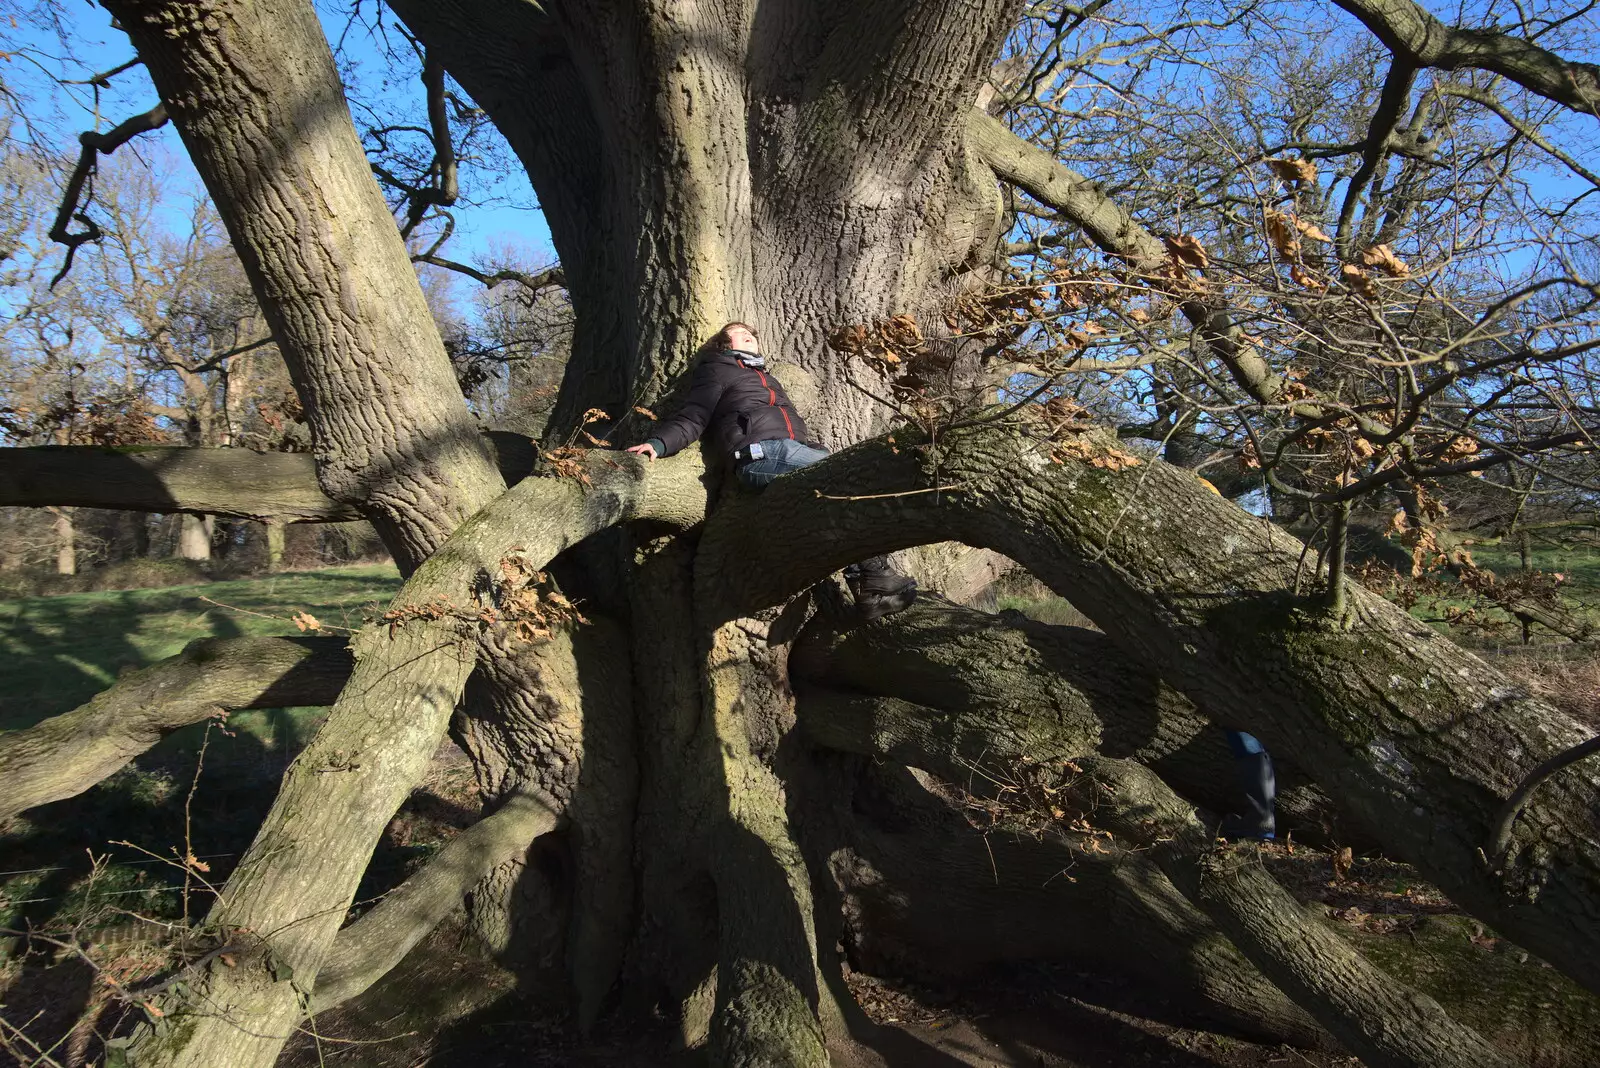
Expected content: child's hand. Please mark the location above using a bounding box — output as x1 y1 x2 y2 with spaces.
626 443 658 460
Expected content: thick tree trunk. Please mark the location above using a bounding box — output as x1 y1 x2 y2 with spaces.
106 0 505 572
47 2 1597 1065
264 519 285 570
101 4 683 1064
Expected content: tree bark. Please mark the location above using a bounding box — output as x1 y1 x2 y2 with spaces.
1331 0 1600 118
105 0 506 572
0 437 539 522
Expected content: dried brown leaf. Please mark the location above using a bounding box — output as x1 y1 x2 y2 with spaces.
1360 243 1409 277
1163 233 1209 269
1266 157 1318 185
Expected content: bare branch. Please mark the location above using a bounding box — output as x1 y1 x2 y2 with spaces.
1333 0 1600 119
410 256 565 297
48 103 170 286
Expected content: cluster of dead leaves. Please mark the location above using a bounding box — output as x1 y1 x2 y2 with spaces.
1265 209 1332 265
1031 396 1143 471
492 550 588 643
380 594 462 635
1338 244 1410 297
1 391 170 447
949 754 1118 861
1267 157 1318 186
828 314 965 425
539 408 617 485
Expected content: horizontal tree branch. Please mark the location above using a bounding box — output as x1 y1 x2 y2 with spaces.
309 787 562 1014
0 636 351 821
0 432 539 522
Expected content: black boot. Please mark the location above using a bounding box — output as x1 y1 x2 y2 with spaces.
844 556 917 621
1218 750 1276 840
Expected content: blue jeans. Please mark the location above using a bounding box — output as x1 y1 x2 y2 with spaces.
1226 730 1266 758
736 439 830 488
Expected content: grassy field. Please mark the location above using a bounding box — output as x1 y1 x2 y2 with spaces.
0 563 402 731
0 564 428 947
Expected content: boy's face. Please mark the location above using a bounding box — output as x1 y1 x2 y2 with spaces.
725 325 759 353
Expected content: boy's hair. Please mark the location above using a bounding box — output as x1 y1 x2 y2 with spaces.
712 321 758 347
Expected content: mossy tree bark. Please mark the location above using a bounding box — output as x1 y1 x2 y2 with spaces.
13 1 1600 1066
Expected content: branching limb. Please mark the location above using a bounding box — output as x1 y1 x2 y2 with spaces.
1336 61 1419 257
1435 81 1600 187
1488 736 1600 872
48 102 170 286
398 57 459 238
308 787 562 1014
966 109 1311 417
1332 0 1600 119
122 450 706 1067
410 257 566 296
0 636 350 821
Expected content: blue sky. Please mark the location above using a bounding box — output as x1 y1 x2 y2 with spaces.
5 0 554 270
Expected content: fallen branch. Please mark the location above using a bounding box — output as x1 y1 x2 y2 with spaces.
0 433 540 522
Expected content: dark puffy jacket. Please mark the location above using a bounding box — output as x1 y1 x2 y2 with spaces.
646 350 814 458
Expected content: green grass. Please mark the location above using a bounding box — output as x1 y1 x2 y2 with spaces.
0 564 405 935
0 563 402 731
1469 544 1600 593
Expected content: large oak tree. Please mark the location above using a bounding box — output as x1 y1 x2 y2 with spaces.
3 1 1599 1065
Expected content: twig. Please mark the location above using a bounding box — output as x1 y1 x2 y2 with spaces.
812 484 967 502
182 723 212 924
48 103 170 287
